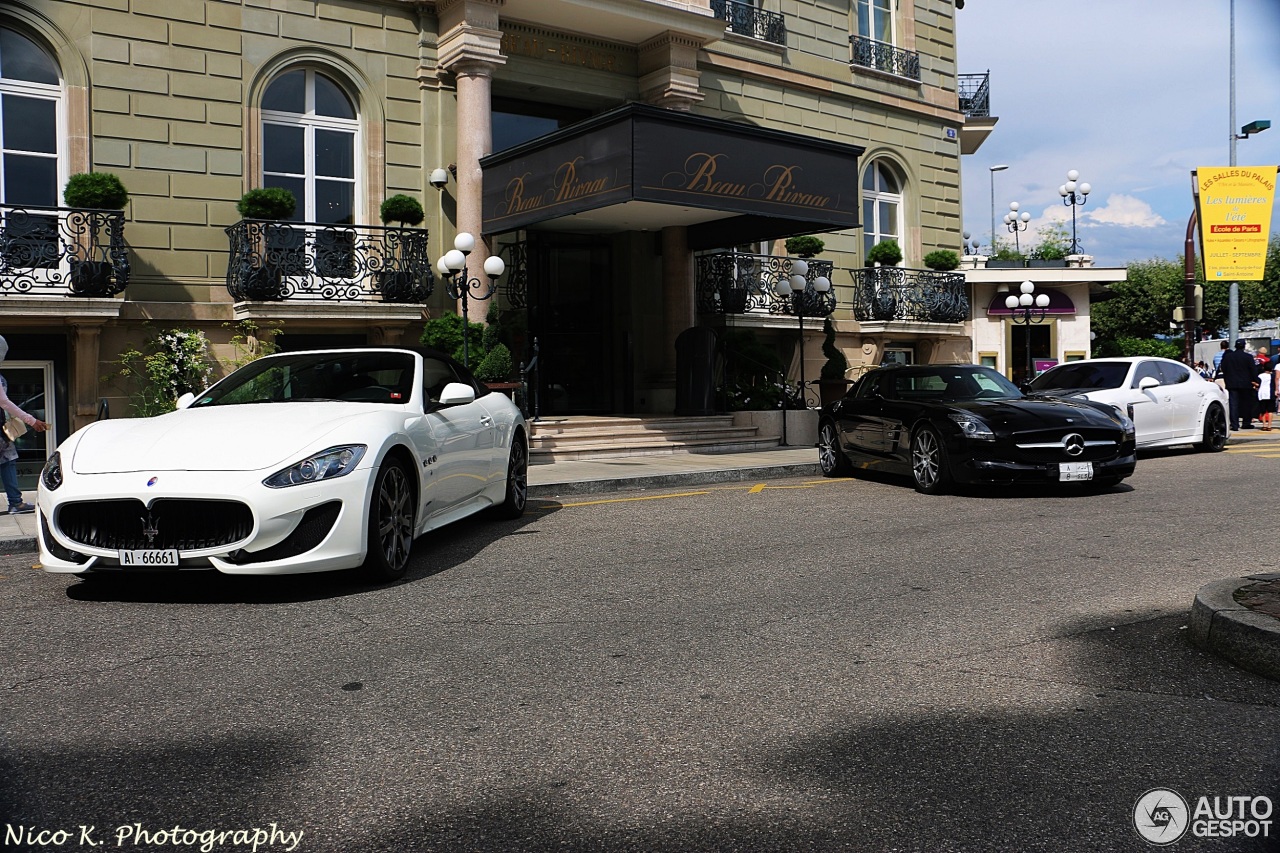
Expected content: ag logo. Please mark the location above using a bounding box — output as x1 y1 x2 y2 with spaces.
1134 788 1189 845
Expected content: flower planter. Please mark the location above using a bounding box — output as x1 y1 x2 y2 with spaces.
1026 259 1067 268
68 259 114 297
985 260 1025 269
379 271 426 303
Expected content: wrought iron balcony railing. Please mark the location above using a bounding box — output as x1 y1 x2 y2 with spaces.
849 267 968 323
711 0 787 45
958 72 990 118
225 219 434 303
696 252 836 318
849 34 921 81
0 204 129 297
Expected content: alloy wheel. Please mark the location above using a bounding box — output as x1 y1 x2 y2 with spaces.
376 463 413 573
912 430 940 490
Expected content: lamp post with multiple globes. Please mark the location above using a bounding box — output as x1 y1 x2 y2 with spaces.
1005 280 1050 386
1058 170 1091 255
1003 202 1031 255
772 258 833 402
435 231 505 368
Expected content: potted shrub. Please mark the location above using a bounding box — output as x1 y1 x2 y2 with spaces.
785 235 825 258
474 342 514 384
818 317 849 405
986 242 1026 268
378 194 429 303
1028 227 1070 267
235 187 296 300
923 249 960 271
63 172 129 297
865 239 902 267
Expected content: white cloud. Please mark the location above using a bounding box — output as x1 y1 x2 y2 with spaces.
1082 194 1168 229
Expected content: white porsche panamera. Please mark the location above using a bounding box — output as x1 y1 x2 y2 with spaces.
1027 356 1229 452
36 347 529 583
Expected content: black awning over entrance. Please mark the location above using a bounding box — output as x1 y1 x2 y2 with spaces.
480 103 864 249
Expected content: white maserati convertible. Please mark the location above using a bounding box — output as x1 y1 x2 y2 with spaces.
36 347 529 582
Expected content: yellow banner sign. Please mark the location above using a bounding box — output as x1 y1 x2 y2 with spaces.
1196 166 1277 281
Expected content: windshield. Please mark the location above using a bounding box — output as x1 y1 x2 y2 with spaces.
882 366 1022 402
1029 362 1128 393
191 351 416 407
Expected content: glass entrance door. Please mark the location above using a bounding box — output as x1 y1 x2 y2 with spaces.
3 361 55 490
1009 324 1052 387
530 236 613 414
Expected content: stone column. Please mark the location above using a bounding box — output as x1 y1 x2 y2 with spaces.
70 322 105 432
437 0 506 325
638 32 705 111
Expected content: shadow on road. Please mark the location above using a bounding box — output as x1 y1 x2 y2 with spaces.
62 504 556 605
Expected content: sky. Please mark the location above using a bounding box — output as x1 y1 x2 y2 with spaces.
957 0 1280 268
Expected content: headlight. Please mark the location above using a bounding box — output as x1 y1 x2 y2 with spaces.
947 413 995 441
41 451 62 491
1110 405 1136 437
264 445 367 489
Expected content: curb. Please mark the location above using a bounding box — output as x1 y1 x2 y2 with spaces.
529 462 824 497
0 536 37 554
1189 576 1280 682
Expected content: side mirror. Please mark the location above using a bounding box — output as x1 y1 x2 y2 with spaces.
1138 376 1160 391
176 392 196 409
437 382 476 406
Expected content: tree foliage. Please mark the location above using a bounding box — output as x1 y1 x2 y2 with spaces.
1091 236 1280 346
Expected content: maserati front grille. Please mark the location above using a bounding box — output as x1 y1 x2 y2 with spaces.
56 498 254 551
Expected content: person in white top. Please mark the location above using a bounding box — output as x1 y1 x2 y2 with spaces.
0 336 49 513
1257 362 1276 431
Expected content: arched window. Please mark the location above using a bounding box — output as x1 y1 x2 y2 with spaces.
862 160 903 261
261 68 358 224
0 27 61 208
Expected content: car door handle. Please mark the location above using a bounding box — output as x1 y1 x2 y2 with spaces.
479 416 493 426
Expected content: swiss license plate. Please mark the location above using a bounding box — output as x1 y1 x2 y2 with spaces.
119 549 179 567
1059 461 1093 482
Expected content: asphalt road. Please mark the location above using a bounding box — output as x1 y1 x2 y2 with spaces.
2 442 1279 853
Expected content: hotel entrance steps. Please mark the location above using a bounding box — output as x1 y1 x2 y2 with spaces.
528 415 782 462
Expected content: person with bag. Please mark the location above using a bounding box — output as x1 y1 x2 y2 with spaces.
0 336 48 514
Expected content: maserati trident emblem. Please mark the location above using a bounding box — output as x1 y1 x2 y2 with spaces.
1063 433 1085 456
141 512 160 547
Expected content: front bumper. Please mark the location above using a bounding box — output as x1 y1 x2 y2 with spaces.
37 466 377 575
957 452 1137 485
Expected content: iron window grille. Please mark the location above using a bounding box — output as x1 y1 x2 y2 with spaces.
224 219 434 303
0 204 129 297
849 34 921 81
710 0 787 45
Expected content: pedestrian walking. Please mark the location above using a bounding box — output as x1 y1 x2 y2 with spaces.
1258 362 1277 430
0 336 49 514
1219 339 1258 431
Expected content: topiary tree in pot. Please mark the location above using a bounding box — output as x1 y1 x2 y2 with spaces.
785 235 825 258
62 172 130 296
923 249 960 271
234 187 297 301
865 239 903 267
818 317 850 405
378 194 430 303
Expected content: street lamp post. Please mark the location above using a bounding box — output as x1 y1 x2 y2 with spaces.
1058 170 1091 254
435 231 505 368
773 258 834 405
1003 202 1031 255
989 164 1008 253
1005 280 1050 385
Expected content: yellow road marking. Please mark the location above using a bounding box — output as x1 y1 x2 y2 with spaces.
748 484 766 494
